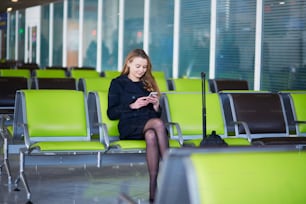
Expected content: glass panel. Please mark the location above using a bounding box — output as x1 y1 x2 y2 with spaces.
67 0 80 67
102 0 119 70
180 0 210 78
123 0 144 59
41 5 50 68
8 12 16 60
83 0 98 69
149 0 174 78
17 10 25 62
262 0 306 91
53 2 64 66
215 0 256 89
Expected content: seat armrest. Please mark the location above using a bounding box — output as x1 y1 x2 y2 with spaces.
97 122 110 148
232 120 252 142
165 122 184 146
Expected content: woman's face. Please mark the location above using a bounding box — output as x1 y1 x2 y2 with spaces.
127 56 148 81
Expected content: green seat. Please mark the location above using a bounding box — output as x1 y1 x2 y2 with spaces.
33 69 67 78
152 71 166 79
13 90 105 201
70 69 100 79
78 77 112 95
289 93 306 136
102 70 121 78
0 69 31 78
87 91 180 152
156 148 306 204
155 77 169 92
163 92 250 146
171 78 210 93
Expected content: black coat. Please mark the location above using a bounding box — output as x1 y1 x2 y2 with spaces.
107 75 161 139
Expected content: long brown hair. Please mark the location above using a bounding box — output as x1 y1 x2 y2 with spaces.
121 48 160 95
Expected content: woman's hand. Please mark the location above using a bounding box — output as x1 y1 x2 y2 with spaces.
146 95 160 111
129 96 150 109
129 95 159 111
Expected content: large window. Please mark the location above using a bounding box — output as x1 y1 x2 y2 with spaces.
83 0 98 68
8 12 16 60
53 2 64 66
215 0 256 89
41 5 50 68
262 0 306 91
179 0 210 78
123 0 144 59
17 10 25 62
102 0 119 71
149 0 174 78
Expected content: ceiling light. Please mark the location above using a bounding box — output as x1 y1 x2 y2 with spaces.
11 0 19 2
7 7 13 12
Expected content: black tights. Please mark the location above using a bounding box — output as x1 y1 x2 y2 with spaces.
143 118 169 202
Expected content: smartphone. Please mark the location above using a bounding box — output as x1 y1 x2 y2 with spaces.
149 92 158 97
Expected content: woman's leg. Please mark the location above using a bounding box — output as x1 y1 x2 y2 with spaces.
144 118 169 202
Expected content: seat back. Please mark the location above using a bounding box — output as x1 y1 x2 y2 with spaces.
228 92 288 139
78 77 112 94
32 78 77 90
156 148 306 204
209 79 249 93
0 69 31 78
87 91 119 145
102 70 121 78
152 71 166 79
0 77 29 114
155 77 169 92
163 92 226 140
33 69 67 78
289 93 306 136
69 69 100 79
171 78 209 92
13 90 90 145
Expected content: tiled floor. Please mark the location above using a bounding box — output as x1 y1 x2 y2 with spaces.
0 152 151 204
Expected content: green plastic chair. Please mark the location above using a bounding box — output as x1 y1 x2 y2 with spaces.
152 71 166 79
171 78 210 93
70 69 101 79
33 69 67 78
13 90 106 201
156 148 306 204
103 70 121 78
78 77 112 95
163 92 250 146
0 69 31 78
87 91 180 151
289 93 306 136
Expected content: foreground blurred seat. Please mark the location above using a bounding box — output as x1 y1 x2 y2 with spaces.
156 147 306 204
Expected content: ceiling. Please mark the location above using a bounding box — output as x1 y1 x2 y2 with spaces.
0 0 60 14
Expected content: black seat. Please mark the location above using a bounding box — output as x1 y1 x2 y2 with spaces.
0 77 29 115
31 78 77 90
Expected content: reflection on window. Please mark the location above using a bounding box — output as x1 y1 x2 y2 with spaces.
53 2 64 66
215 0 256 89
123 0 144 59
180 0 210 78
83 0 98 69
262 0 306 91
149 0 174 78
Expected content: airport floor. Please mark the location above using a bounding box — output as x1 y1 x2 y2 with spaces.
0 151 152 204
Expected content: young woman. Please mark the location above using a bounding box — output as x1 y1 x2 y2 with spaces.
107 48 169 202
